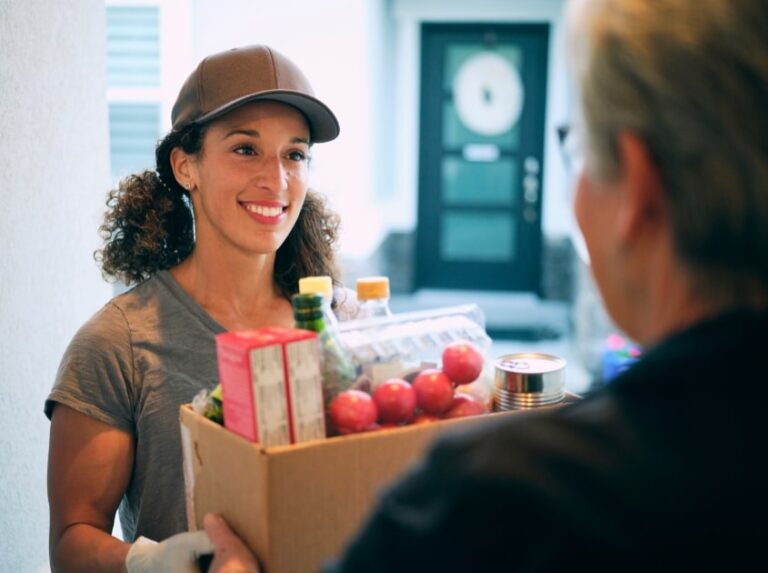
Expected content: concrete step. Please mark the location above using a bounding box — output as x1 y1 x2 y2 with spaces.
389 289 571 341
387 289 592 394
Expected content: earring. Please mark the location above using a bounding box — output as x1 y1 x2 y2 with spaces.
185 182 191 190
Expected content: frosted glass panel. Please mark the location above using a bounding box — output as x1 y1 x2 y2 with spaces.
444 44 523 91
442 157 517 206
443 43 524 148
443 103 521 148
441 212 515 262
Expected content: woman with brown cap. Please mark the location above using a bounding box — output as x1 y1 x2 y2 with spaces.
45 45 347 572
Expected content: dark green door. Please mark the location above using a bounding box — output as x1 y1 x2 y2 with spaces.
415 23 549 293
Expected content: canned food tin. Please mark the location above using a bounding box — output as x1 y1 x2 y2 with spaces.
493 352 566 410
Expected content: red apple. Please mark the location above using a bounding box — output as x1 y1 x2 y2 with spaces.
330 390 378 434
441 340 484 385
443 393 488 419
373 378 417 424
412 369 454 415
411 412 441 425
455 379 493 411
371 422 401 431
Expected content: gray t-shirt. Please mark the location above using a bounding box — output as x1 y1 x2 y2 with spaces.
45 271 225 542
45 271 359 542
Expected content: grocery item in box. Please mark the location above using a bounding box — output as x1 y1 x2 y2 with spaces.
179 405 521 573
336 304 492 388
215 327 326 446
292 293 358 409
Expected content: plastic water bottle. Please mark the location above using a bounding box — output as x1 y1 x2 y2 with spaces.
292 293 358 421
356 276 393 319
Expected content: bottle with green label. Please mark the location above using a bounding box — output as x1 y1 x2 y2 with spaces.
298 275 338 328
292 293 358 410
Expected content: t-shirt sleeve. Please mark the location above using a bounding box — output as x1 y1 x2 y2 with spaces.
44 301 136 434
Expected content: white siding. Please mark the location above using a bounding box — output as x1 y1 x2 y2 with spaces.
0 1 113 570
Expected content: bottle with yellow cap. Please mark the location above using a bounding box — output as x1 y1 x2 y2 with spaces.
292 292 358 432
356 276 393 319
298 275 338 328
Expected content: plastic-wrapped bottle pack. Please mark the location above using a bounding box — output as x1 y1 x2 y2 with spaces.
335 304 492 388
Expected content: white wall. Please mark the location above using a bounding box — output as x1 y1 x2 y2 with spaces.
0 1 113 570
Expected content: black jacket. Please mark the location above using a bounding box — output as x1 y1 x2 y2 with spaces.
326 309 768 571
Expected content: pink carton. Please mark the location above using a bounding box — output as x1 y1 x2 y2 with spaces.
215 327 326 446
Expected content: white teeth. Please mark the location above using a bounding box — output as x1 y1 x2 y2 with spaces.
244 204 284 217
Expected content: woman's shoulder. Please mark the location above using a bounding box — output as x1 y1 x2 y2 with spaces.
70 273 173 344
108 271 169 309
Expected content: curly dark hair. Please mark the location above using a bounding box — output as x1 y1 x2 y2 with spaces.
95 122 342 299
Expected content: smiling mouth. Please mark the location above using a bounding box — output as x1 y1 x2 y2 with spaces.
242 203 287 217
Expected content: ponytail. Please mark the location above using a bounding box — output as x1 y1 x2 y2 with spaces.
95 124 203 285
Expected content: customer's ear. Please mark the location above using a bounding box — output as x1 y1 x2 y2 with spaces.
615 132 668 246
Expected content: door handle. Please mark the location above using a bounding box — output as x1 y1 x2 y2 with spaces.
524 156 540 174
523 156 540 204
523 174 539 203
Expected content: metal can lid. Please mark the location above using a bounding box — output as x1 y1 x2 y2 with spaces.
493 352 566 394
494 352 566 374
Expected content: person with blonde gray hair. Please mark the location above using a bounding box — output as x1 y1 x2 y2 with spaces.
316 0 768 570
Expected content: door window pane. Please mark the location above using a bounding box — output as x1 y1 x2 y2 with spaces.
442 157 518 206
444 44 523 92
443 43 524 148
441 211 516 262
443 102 520 149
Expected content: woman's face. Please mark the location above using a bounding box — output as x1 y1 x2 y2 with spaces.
183 100 311 257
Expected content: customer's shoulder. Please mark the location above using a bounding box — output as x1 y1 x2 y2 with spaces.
434 394 623 464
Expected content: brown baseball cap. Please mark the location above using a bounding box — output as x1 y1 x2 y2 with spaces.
171 45 340 142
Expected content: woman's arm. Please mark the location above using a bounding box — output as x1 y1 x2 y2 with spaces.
48 404 134 573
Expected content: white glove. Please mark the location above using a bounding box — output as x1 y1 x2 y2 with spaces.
126 531 214 573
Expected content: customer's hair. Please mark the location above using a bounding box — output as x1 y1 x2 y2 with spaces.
567 0 768 292
96 123 341 298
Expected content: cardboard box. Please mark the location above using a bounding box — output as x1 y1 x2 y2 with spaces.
216 328 326 446
179 405 521 573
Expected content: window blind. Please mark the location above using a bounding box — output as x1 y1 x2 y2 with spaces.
106 5 161 87
109 102 161 179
